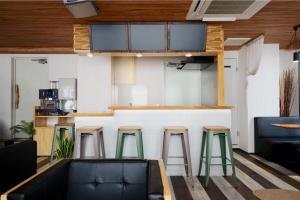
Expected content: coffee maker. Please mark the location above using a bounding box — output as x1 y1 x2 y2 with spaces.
37 89 63 116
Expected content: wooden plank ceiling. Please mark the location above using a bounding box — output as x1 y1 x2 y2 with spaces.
0 0 299 53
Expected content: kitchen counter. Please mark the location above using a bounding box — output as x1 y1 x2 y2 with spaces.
34 107 234 176
74 108 233 176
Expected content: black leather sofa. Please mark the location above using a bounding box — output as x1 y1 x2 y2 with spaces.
254 117 300 173
3 159 165 200
0 140 37 195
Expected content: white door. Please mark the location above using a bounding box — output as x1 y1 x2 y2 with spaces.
224 58 238 146
13 58 49 136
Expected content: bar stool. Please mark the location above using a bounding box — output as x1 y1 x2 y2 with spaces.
50 123 75 161
115 126 144 159
73 126 106 159
198 126 237 187
162 126 192 177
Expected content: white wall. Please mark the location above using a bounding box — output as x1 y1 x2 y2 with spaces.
114 57 165 106
135 57 165 105
48 55 78 81
165 66 202 106
0 55 12 139
0 54 112 139
77 56 112 112
236 44 280 152
234 49 249 151
115 57 219 106
75 109 231 176
279 50 299 116
200 64 217 105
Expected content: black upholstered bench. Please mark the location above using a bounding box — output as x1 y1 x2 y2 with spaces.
1 159 169 200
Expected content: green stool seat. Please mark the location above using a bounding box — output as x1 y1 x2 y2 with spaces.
198 126 237 187
115 126 144 159
50 123 75 161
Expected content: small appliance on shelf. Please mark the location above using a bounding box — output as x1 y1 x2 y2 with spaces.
37 88 64 116
36 79 77 116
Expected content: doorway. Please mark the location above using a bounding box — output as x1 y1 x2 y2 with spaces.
224 58 238 146
12 57 49 137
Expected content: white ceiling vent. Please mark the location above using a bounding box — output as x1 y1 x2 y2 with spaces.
224 38 251 46
186 0 270 21
64 0 99 18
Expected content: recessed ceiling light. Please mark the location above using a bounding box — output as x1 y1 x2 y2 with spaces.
87 52 93 57
185 53 192 57
136 53 143 58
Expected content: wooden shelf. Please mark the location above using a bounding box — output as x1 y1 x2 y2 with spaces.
67 112 114 117
109 105 234 110
34 115 73 118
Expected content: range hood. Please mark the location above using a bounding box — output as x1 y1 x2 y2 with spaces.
167 56 215 70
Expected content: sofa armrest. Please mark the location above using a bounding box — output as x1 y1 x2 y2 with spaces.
148 160 171 200
0 140 37 195
1 159 71 200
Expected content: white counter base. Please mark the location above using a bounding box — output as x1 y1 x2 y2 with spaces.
75 109 232 176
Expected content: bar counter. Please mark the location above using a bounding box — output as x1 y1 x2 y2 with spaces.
34 106 233 176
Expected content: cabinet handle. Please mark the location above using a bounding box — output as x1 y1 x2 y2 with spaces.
15 84 20 109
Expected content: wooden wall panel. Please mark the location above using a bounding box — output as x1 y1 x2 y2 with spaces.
206 25 224 52
0 1 299 52
73 24 90 53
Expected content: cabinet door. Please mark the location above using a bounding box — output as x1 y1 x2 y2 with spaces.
90 24 128 51
130 24 166 51
169 23 207 51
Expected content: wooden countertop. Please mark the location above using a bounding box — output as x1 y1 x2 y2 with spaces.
67 112 114 117
34 105 233 119
109 105 234 110
35 112 114 118
272 124 300 129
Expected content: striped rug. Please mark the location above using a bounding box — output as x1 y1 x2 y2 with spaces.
170 150 300 200
37 149 300 200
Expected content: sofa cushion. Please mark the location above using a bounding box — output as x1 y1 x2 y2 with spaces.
67 160 148 200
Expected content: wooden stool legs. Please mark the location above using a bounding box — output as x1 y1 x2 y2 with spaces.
162 129 192 177
73 129 106 159
162 131 171 168
181 133 192 177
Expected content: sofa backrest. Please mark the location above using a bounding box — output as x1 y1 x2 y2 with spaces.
254 117 300 138
0 140 37 195
67 159 148 200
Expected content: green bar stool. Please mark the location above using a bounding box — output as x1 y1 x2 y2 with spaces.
198 126 237 187
50 123 75 161
115 126 144 159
